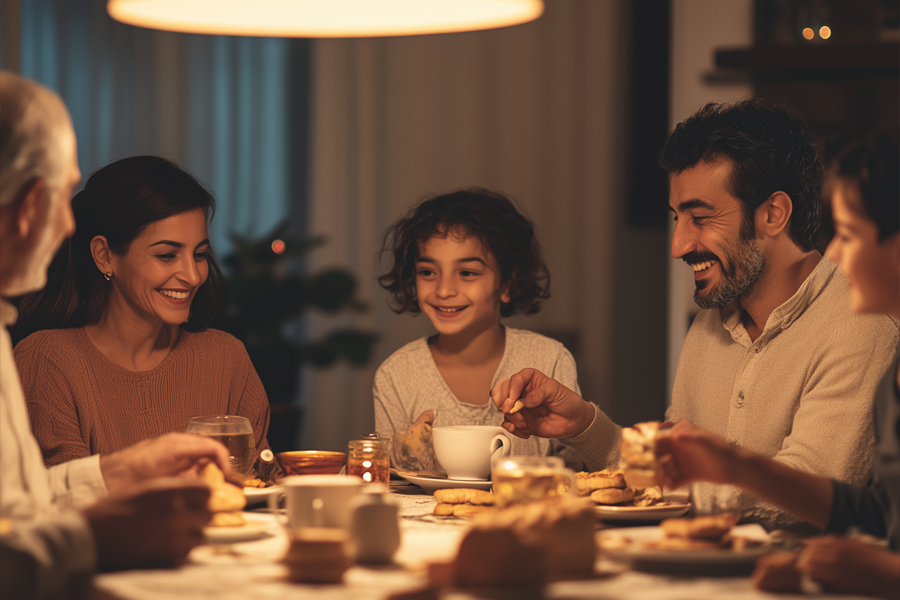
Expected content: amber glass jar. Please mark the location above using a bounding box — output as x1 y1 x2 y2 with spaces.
347 434 390 484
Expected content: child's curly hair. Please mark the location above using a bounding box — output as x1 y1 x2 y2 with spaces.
378 188 550 318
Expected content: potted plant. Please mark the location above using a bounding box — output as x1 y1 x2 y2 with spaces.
214 220 378 451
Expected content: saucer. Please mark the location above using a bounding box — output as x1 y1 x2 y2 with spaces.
392 470 493 493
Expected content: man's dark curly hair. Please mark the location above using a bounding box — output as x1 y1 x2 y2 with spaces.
659 99 824 252
378 188 550 318
832 130 899 241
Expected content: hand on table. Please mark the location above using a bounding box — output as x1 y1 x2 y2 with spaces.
393 410 444 476
654 420 737 488
491 368 594 439
82 478 212 571
99 433 231 495
797 536 900 599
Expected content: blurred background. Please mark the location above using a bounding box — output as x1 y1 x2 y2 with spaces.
1 0 897 452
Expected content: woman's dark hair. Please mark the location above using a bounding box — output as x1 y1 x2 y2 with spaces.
17 155 224 332
660 99 824 252
378 188 550 318
832 130 899 241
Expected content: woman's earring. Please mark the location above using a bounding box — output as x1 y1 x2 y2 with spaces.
104 272 112 281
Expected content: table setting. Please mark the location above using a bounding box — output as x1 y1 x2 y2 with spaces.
89 422 877 600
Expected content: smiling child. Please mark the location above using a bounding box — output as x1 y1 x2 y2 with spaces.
375 189 582 475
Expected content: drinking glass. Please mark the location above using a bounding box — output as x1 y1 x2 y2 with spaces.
491 455 576 508
347 434 390 484
689 482 741 516
186 415 255 477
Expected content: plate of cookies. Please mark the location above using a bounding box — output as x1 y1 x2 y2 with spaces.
597 514 772 575
576 468 690 522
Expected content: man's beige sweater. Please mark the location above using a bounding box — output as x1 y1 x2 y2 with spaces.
564 259 900 527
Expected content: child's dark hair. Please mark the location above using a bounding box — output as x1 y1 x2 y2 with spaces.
378 188 550 318
831 130 899 241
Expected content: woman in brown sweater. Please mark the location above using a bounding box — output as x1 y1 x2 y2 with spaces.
13 156 270 466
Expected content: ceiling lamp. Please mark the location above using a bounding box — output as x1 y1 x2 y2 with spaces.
107 0 544 38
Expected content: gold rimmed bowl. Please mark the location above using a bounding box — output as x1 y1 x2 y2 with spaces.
277 451 347 476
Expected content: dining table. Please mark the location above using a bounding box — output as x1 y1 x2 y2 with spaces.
90 480 874 600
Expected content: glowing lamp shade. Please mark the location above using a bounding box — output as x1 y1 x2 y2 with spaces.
107 0 544 37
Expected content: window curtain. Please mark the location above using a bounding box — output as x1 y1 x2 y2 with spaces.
17 0 307 255
302 0 632 450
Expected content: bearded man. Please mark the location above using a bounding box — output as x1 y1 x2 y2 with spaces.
492 100 899 528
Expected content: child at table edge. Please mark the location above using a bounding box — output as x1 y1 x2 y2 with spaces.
373 188 583 475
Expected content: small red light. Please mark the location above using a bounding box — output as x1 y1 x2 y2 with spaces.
271 239 286 254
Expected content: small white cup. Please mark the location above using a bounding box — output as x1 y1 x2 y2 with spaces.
269 475 363 530
432 425 512 480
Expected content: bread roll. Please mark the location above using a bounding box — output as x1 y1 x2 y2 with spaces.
590 487 635 505
575 469 626 493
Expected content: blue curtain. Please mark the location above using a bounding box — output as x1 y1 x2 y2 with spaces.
17 0 308 256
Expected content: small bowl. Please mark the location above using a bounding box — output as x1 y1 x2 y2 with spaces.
277 451 347 476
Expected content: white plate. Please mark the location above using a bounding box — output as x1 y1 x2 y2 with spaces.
594 502 690 522
393 470 493 494
599 525 772 576
203 513 274 543
243 485 280 503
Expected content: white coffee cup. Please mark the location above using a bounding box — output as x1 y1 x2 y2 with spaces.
432 425 512 480
269 475 363 530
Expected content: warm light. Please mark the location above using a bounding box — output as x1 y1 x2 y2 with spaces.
363 472 372 482
362 460 372 468
802 27 815 40
819 26 831 39
107 0 544 38
271 239 286 254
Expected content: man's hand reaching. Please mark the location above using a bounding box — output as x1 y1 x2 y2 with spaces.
491 368 594 439
99 433 231 495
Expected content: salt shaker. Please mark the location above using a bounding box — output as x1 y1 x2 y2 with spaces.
349 489 400 564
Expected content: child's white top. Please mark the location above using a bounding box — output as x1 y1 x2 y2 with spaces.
374 327 581 466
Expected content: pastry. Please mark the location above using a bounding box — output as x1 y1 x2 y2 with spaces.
590 487 635 505
660 512 740 540
632 486 664 507
620 421 670 488
575 469 626 493
201 463 246 526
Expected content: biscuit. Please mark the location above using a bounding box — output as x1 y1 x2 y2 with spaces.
575 469 626 493
201 463 247 515
661 512 740 540
433 488 494 506
590 487 635 505
452 504 497 518
433 503 455 516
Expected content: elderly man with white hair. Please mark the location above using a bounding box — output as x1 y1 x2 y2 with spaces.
0 71 232 600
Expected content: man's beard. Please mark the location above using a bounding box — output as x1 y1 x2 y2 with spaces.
687 235 765 310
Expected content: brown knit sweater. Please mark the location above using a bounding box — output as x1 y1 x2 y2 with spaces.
14 327 270 466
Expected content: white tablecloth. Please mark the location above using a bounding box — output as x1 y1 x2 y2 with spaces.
92 483 872 600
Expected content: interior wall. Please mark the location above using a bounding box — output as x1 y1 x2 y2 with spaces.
301 0 645 450
667 0 754 401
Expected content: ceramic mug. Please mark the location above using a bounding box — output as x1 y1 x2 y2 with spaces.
432 425 512 480
269 474 363 530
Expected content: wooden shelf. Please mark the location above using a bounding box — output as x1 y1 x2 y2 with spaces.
715 41 899 79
